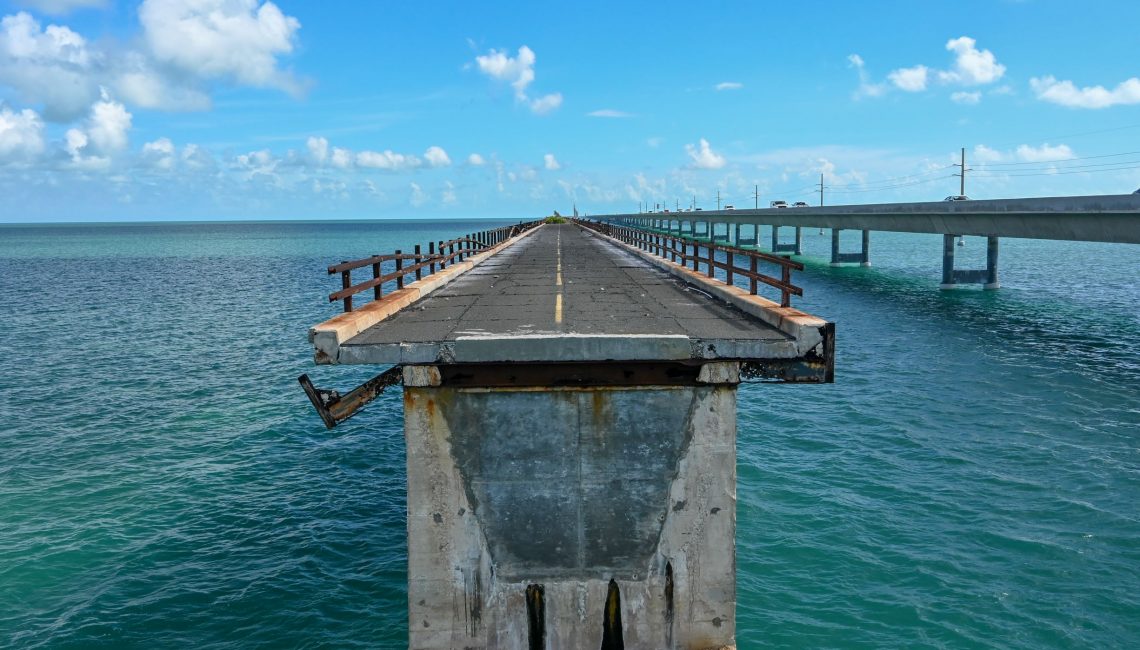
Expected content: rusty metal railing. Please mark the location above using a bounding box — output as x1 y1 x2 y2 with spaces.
574 218 804 307
327 220 542 312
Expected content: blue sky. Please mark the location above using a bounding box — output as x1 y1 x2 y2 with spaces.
1 0 1138 222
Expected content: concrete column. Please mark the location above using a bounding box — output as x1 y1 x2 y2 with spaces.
985 236 1000 289
830 228 841 266
861 229 871 267
940 233 957 289
794 226 802 255
734 223 741 247
771 225 779 252
402 363 739 649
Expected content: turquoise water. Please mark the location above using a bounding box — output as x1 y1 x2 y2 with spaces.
1 221 1137 648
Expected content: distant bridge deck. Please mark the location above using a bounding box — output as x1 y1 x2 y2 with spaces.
605 193 1140 243
309 223 833 380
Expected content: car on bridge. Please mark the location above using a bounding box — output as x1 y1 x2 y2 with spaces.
944 195 970 201
770 200 788 208
724 205 735 210
792 201 809 207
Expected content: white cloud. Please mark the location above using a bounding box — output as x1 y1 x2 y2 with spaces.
973 144 1004 162
141 136 174 169
951 91 981 105
848 53 886 99
112 50 211 111
330 146 352 169
685 138 725 170
356 149 422 170
587 108 633 118
441 180 456 204
715 81 742 91
424 145 450 167
475 45 536 99
473 44 561 115
0 12 99 120
888 65 929 92
528 92 562 114
0 105 44 161
85 89 131 153
543 153 560 170
1015 143 1073 162
306 136 328 163
467 152 485 166
972 142 1075 165
15 1 107 15
409 181 426 206
180 143 212 169
938 36 1005 85
138 0 304 94
1030 75 1140 109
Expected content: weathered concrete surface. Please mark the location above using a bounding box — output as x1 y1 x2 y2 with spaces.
403 368 738 649
309 223 545 363
317 224 830 367
606 193 1140 243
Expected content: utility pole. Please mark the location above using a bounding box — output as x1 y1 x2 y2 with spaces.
953 147 969 196
716 190 721 210
676 199 680 212
692 194 696 210
753 184 759 209
818 173 825 206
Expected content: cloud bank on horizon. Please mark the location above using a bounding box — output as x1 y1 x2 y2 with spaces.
0 0 1138 221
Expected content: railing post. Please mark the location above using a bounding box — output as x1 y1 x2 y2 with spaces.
429 242 437 273
395 250 404 289
707 245 714 278
341 264 353 312
441 241 448 269
414 244 422 280
692 242 699 272
449 241 455 266
749 256 758 295
781 265 792 307
372 256 382 300
726 251 734 285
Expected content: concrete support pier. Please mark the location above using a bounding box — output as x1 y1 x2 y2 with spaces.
941 234 1000 290
771 225 802 255
403 361 739 649
829 229 871 267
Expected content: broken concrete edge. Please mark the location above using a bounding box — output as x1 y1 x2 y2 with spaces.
576 223 832 357
337 333 806 365
308 223 547 364
401 361 741 387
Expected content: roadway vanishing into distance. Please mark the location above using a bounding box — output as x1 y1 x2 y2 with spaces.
600 193 1140 244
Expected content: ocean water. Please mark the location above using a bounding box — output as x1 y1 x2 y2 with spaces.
1 220 1137 649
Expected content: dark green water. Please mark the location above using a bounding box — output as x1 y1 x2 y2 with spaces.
1 221 1137 648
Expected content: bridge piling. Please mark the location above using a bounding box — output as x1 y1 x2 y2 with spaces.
941 235 999 289
830 229 871 267
771 225 802 255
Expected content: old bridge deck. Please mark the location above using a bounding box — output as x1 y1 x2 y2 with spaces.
319 223 830 370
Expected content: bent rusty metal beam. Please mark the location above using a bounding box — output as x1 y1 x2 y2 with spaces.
298 365 403 429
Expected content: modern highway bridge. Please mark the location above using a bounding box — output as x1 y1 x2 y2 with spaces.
595 193 1140 289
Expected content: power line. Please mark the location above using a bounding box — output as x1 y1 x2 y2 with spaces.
974 164 1140 178
974 149 1140 167
826 175 954 193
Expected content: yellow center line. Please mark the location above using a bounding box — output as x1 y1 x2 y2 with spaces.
555 230 563 324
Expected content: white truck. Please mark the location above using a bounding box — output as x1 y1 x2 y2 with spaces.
770 200 788 208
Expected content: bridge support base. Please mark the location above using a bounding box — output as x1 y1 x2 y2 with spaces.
940 234 1000 290
830 229 871 267
772 225 802 255
402 362 738 650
